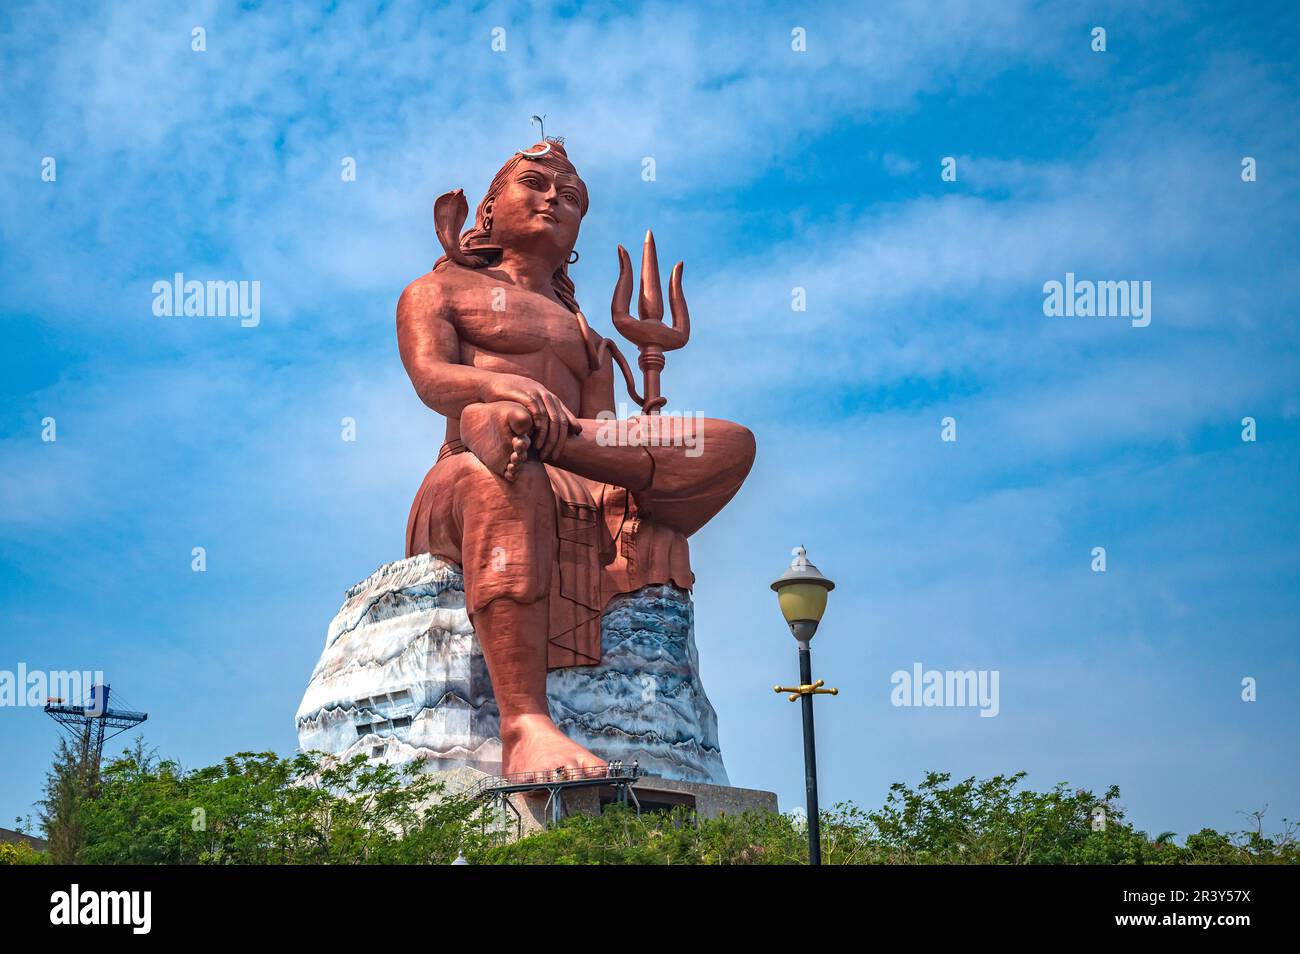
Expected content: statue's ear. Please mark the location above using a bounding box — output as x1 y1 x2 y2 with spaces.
433 189 477 267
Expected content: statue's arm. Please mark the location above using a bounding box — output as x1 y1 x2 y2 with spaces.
397 276 583 449
579 333 618 419
396 277 488 419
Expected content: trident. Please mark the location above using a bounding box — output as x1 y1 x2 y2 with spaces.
610 231 690 416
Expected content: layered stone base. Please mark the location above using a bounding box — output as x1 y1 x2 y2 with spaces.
295 554 730 785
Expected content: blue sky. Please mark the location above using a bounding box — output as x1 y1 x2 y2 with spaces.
2 0 1297 839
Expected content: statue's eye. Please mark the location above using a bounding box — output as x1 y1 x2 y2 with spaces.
520 174 545 189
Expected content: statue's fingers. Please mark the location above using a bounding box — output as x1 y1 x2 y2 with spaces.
552 406 569 462
611 245 633 320
540 392 564 461
669 261 690 339
526 395 550 458
639 230 664 322
549 397 568 461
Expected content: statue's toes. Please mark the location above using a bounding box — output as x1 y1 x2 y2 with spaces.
506 404 533 436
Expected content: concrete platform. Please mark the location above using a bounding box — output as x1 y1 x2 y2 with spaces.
504 775 779 836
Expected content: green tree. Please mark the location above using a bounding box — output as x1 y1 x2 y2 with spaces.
483 804 807 865
77 748 490 865
38 737 88 864
485 771 1297 865
48 746 1300 865
0 841 46 865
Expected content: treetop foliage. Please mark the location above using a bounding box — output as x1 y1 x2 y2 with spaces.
11 745 1294 866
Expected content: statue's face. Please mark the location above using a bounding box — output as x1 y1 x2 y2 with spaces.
487 159 585 260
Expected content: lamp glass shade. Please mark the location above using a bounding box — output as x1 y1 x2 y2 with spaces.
776 580 829 624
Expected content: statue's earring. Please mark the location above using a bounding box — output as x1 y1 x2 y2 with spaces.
483 202 494 234
567 250 580 265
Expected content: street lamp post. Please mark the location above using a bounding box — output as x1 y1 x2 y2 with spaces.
771 546 837 866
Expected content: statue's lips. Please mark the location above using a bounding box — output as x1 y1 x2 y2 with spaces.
535 209 559 223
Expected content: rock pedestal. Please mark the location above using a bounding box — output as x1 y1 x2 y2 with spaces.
295 553 730 785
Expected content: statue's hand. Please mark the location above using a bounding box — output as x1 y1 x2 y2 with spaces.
481 374 582 462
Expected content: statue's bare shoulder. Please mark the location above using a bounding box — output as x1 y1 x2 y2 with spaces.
397 266 463 331
395 267 469 379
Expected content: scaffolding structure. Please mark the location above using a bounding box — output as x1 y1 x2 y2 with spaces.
44 684 147 792
467 763 642 839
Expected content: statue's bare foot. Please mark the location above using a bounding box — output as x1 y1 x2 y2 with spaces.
501 713 607 777
460 401 533 480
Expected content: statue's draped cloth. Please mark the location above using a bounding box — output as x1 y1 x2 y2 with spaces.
406 441 694 668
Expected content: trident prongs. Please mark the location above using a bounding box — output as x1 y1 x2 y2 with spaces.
611 231 691 415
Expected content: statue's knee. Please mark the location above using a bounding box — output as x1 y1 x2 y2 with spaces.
732 423 756 466
708 420 755 484
463 458 554 525
458 452 548 495
506 457 551 496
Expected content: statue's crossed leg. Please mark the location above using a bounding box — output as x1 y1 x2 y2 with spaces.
405 400 755 775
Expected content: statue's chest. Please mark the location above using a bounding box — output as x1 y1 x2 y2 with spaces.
455 293 589 373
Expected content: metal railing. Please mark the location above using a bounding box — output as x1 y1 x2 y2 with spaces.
465 761 641 800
